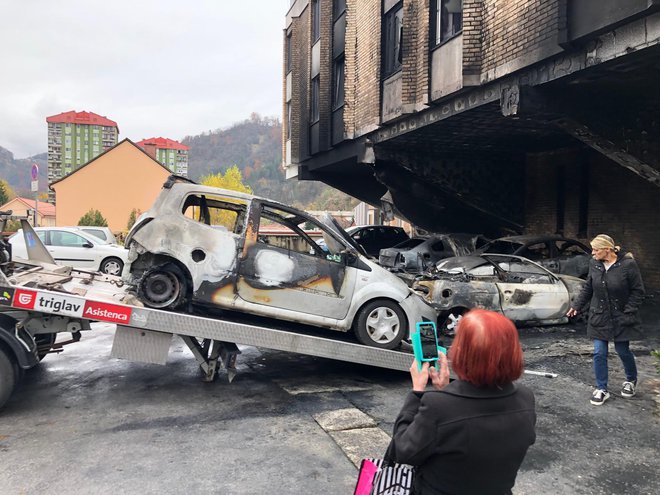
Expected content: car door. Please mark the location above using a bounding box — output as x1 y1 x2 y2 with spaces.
489 256 569 321
45 230 98 269
555 240 590 278
236 201 357 319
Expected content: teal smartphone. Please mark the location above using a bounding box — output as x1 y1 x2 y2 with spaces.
412 322 447 371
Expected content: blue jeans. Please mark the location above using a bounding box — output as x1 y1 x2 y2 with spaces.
593 339 638 390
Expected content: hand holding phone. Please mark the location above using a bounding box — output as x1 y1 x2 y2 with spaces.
412 322 446 371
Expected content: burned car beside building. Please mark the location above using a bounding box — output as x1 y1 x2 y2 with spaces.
123 177 437 349
413 254 585 334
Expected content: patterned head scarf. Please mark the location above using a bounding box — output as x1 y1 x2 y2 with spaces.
590 234 620 253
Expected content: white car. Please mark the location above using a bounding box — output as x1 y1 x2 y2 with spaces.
9 227 128 276
76 226 118 245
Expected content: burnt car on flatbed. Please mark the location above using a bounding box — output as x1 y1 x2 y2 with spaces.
122 176 437 349
413 254 585 334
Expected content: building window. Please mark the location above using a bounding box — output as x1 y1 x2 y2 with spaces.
383 3 403 78
286 32 292 73
333 0 346 19
433 0 463 45
310 76 320 123
286 102 292 139
332 56 345 109
311 0 320 42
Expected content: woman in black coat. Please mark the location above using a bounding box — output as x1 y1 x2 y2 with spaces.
567 234 645 405
391 309 536 495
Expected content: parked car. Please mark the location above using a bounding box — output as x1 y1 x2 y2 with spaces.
345 225 409 257
378 234 491 272
475 235 591 278
77 226 117 245
122 177 437 349
413 254 585 334
9 227 128 275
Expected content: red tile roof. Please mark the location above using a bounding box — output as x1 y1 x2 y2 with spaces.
136 137 189 151
46 110 118 128
14 198 56 216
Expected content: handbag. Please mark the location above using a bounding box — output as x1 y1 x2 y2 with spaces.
354 441 414 495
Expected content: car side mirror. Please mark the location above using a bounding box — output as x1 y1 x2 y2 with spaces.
82 242 94 248
342 249 359 265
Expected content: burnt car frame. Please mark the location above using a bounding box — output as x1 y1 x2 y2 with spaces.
476 235 591 278
413 254 585 333
123 177 437 349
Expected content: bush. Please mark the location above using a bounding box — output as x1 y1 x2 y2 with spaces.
78 209 108 227
126 208 141 231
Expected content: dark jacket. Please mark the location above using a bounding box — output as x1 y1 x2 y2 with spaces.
391 380 536 495
573 253 645 341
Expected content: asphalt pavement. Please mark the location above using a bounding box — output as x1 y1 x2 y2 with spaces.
0 304 659 495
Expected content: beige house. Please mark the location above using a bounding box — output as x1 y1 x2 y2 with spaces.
0 197 57 227
50 139 172 233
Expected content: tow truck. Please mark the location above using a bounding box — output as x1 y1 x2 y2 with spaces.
0 217 418 410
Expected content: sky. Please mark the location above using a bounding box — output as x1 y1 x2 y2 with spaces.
0 0 289 158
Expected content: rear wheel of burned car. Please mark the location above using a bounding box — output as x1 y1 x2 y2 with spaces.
354 299 406 350
440 308 467 336
139 264 188 310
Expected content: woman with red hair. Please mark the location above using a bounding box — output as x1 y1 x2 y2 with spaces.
390 309 536 495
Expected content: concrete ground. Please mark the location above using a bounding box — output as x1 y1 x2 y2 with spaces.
0 302 659 495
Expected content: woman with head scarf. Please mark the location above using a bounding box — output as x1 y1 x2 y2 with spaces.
567 234 645 405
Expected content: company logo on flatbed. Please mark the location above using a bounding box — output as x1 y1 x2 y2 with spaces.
34 293 84 317
13 289 37 309
83 301 132 324
0 287 14 306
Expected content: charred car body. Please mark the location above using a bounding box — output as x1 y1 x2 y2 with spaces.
123 177 436 349
413 254 585 333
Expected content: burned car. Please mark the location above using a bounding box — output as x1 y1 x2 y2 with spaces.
123 177 437 349
413 254 585 334
476 235 591 278
379 234 490 272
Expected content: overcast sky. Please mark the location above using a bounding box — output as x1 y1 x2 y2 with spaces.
0 0 289 158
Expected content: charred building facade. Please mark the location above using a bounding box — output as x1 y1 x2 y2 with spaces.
283 0 660 290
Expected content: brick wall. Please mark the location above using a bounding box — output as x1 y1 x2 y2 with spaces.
526 149 660 292
287 6 311 165
462 0 484 79
319 0 334 151
401 0 430 107
481 0 560 81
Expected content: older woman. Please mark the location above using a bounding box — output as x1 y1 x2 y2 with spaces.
391 309 536 495
567 234 645 405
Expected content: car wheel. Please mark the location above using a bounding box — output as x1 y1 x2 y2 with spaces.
100 257 124 276
139 265 188 310
440 308 466 336
354 300 406 350
35 333 57 361
0 346 17 410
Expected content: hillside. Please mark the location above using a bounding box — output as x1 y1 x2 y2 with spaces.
0 147 48 197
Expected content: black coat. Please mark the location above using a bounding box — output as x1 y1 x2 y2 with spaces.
391 380 536 495
573 253 645 341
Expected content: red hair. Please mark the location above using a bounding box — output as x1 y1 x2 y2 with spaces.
448 309 524 387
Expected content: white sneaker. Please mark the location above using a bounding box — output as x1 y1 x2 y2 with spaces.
590 389 610 405
621 381 636 398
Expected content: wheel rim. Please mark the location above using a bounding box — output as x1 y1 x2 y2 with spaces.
444 312 463 333
142 271 181 308
103 260 122 276
365 306 401 344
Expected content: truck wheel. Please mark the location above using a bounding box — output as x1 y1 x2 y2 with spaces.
354 300 406 350
139 265 188 310
0 346 18 410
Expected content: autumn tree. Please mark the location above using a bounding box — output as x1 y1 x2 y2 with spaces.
0 179 16 206
78 209 108 226
200 165 252 194
126 208 142 230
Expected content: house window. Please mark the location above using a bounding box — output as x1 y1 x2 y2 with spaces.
286 102 292 139
311 0 320 42
333 0 346 19
286 32 292 73
332 56 345 109
383 3 403 78
310 76 320 122
433 0 463 45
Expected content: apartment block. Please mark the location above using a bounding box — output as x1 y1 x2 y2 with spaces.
46 110 119 203
284 1 660 289
136 137 189 176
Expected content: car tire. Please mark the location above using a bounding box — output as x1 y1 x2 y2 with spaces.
440 308 467 336
100 257 124 276
354 299 406 350
139 264 188 310
0 346 18 410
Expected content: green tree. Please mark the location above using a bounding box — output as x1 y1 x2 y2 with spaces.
126 208 142 231
200 165 253 194
0 179 16 206
78 209 108 227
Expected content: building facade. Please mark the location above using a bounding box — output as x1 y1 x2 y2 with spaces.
284 0 660 290
136 137 189 176
46 110 119 203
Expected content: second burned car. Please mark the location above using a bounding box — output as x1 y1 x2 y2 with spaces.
413 254 585 334
122 176 437 349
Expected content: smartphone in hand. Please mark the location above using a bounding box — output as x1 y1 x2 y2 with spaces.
412 322 446 371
